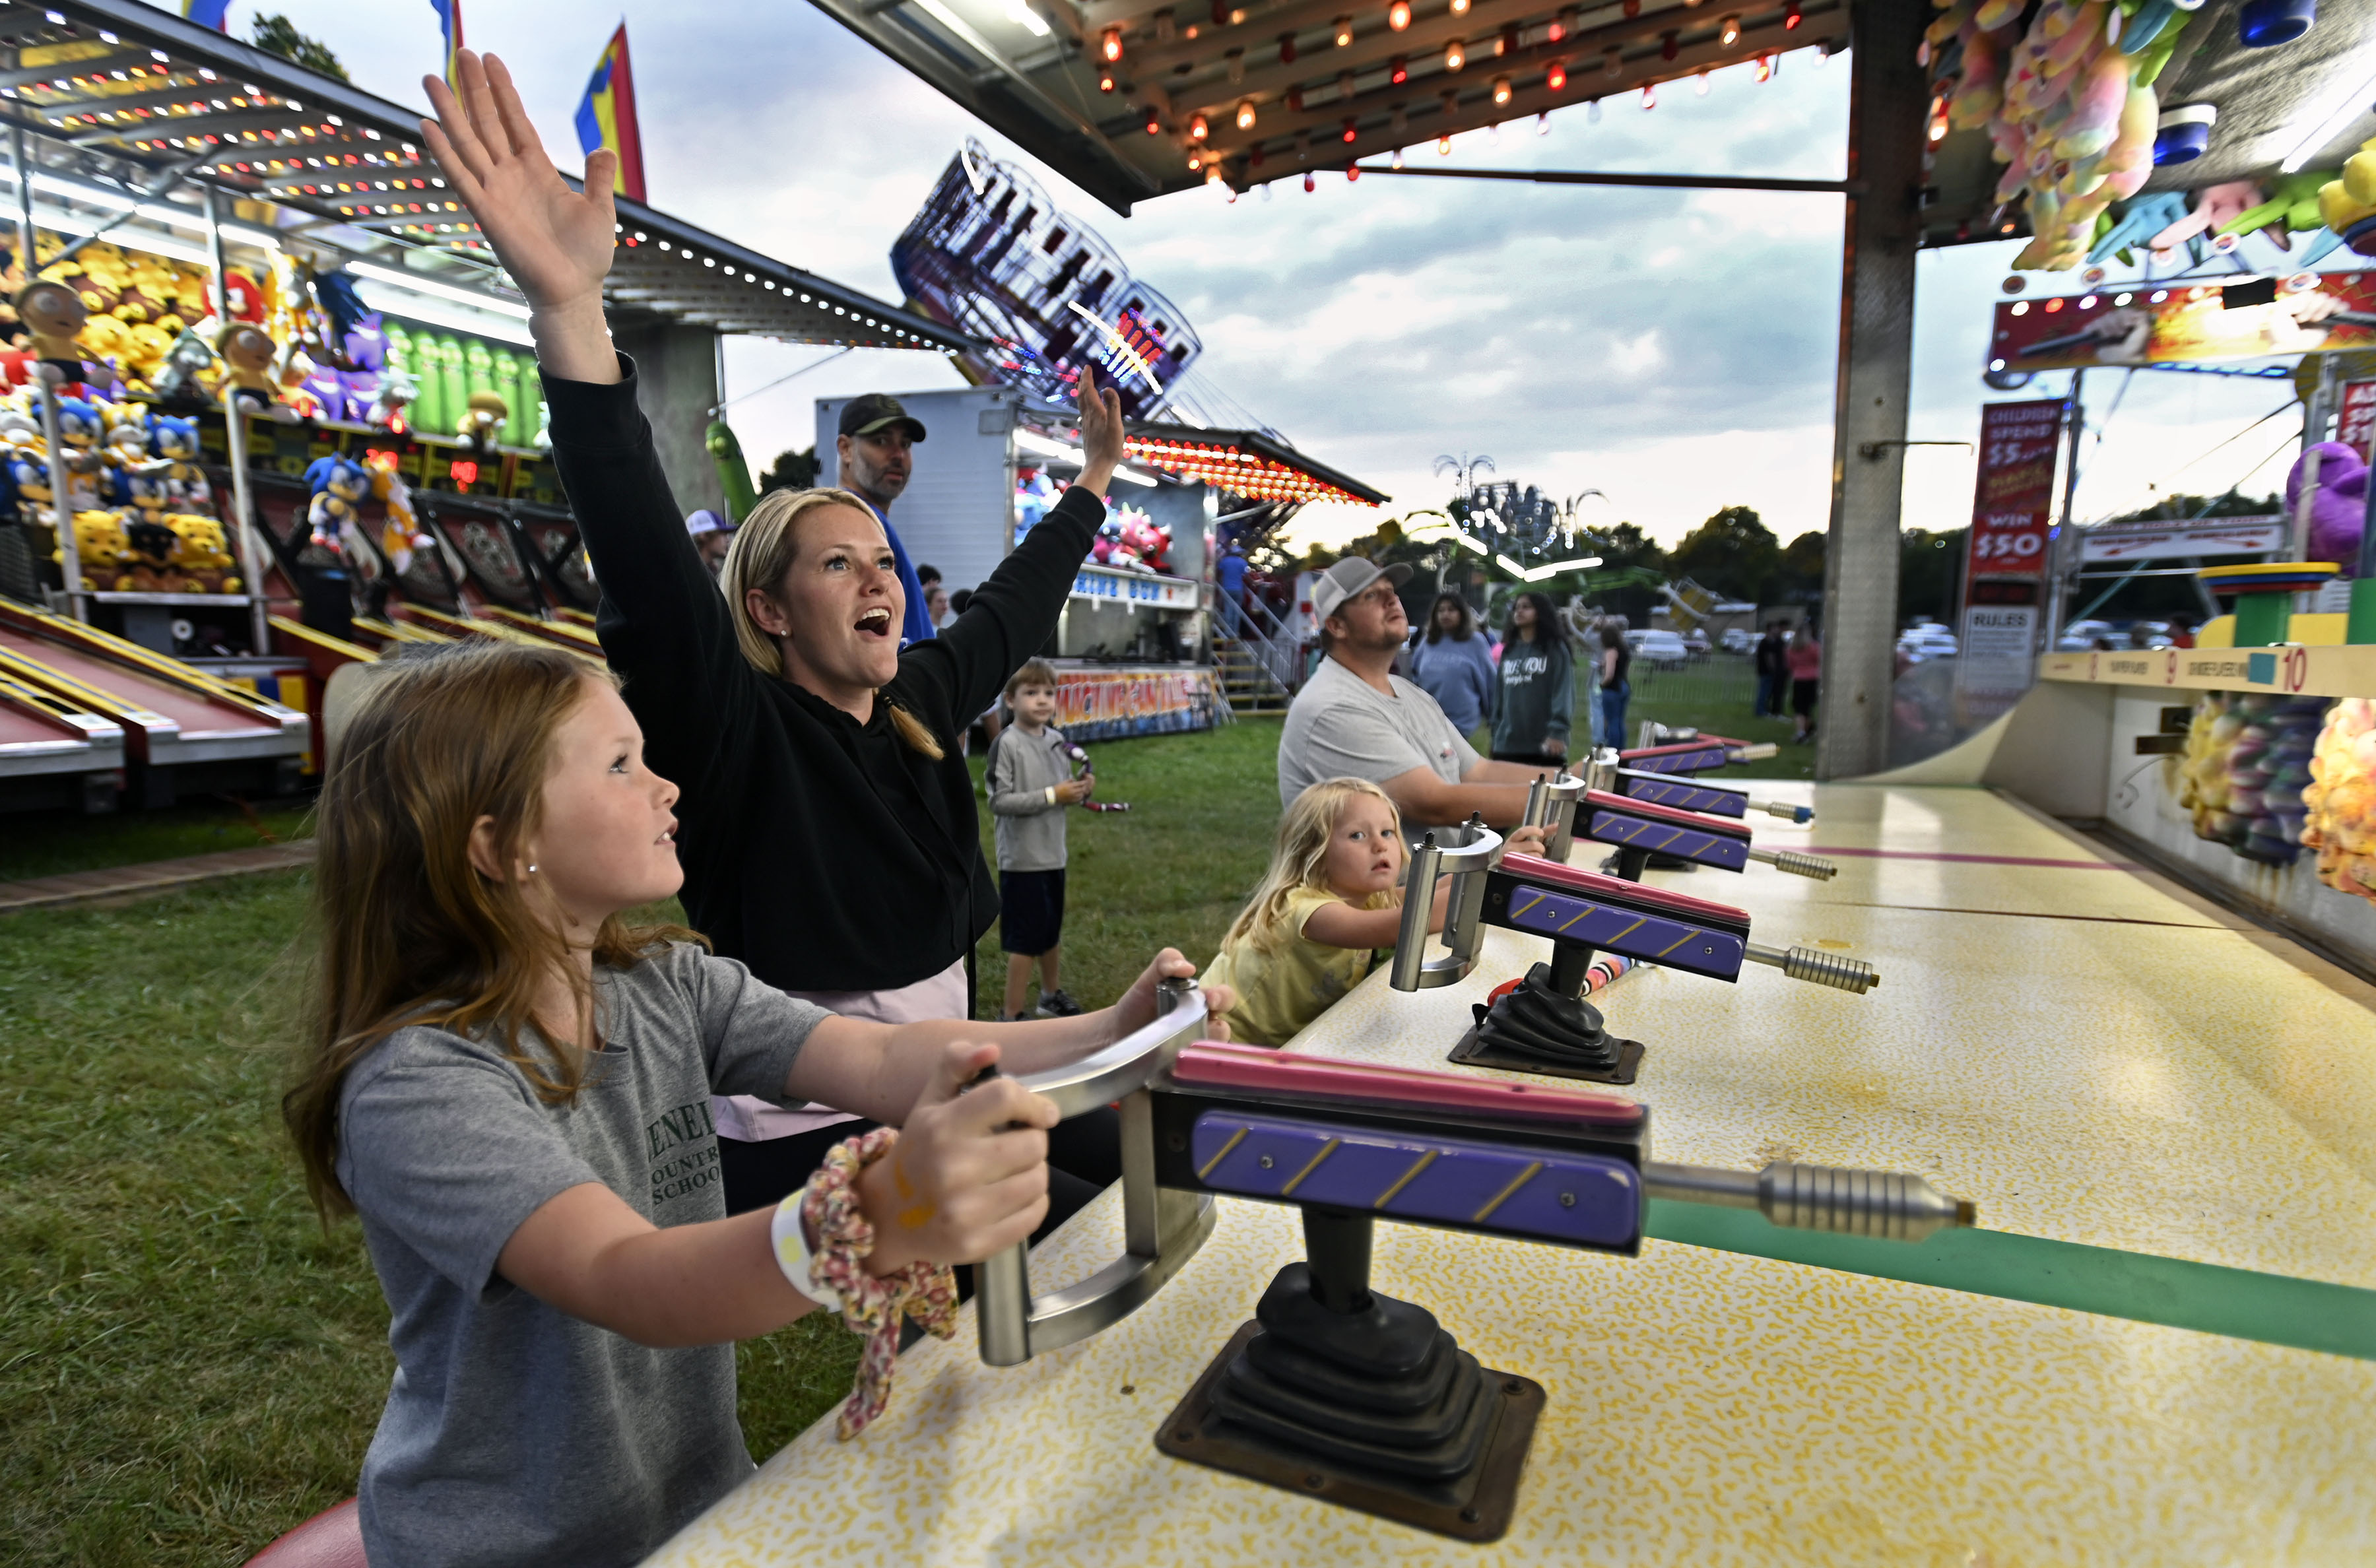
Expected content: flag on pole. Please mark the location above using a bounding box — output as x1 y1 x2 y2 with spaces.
574 25 647 203
428 0 464 86
182 1 231 28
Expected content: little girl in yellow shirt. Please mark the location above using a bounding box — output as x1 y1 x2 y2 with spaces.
1207 777 1540 1047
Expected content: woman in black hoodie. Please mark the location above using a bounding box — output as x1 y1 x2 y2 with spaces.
422 52 1149 1217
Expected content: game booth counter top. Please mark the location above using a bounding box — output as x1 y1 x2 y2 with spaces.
0 0 981 809
642 762 2376 1565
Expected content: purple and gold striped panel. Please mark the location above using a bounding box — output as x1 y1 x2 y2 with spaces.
1189 1110 1640 1249
1585 809 1752 872
1620 775 1748 818
1501 881 1745 979
1621 744 1728 774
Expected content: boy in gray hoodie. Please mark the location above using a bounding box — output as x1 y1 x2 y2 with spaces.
985 660 1092 1018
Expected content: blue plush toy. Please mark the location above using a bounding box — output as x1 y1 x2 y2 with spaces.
303 453 372 552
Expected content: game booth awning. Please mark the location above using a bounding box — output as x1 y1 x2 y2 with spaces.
812 0 1853 213
0 0 976 808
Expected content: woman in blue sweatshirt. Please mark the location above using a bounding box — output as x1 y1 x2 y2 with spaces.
1406 593 1495 741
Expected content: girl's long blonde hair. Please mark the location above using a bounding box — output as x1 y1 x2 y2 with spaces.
722 486 944 760
282 641 694 1221
1222 777 1404 953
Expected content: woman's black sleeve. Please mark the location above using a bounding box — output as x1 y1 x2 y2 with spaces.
899 482 1104 729
544 357 756 787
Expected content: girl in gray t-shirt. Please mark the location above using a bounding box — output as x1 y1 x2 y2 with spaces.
286 641 1230 1567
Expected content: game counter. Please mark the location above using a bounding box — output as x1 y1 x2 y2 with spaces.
644 784 2376 1566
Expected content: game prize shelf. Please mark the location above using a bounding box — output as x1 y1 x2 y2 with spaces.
640 781 2376 1566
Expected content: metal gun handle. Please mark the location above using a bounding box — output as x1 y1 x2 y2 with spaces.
1521 769 1587 864
974 982 1218 1366
1387 820 1504 991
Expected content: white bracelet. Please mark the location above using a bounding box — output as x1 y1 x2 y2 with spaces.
1044 784 1057 806
770 1193 843 1312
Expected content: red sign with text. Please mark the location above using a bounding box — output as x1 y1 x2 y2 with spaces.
2341 379 2376 455
1964 399 2062 582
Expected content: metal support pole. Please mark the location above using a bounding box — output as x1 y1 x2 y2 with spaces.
1815 0 1927 781
2041 372 2084 653
205 185 271 653
13 126 86 620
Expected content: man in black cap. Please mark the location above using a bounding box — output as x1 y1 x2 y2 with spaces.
836 392 935 645
1277 556 1558 828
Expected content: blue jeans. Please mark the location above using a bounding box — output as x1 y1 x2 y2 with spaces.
1218 591 1243 639
1756 671 1785 718
1599 682 1630 749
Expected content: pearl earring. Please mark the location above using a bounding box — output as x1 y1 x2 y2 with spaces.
527 864 539 874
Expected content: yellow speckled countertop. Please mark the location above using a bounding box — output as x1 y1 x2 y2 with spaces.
646 785 2376 1567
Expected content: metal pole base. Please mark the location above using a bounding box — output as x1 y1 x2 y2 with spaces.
1154 1220 1544 1542
1449 960 1644 1084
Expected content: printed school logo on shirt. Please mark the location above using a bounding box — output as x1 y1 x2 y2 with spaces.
645 1097 720 1206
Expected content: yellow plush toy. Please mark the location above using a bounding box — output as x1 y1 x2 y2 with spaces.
166 512 240 593
54 508 129 589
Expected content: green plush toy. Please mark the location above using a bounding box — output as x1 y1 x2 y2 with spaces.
504 351 537 449
706 418 758 523
437 335 468 437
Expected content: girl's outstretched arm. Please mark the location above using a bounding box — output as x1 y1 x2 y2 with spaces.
786 949 1236 1125
494 1042 1055 1348
1298 825 1550 950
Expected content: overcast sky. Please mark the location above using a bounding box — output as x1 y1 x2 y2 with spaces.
173 1 2309 548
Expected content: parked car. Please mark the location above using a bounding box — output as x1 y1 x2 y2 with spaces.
1680 628 1711 656
1719 627 1756 655
2056 618 2113 652
1626 629 1691 669
1896 628 1959 663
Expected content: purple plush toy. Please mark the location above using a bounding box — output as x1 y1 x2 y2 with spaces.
2286 441 2368 572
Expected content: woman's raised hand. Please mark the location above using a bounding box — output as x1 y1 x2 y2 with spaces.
1071 362 1127 498
420 53 620 383
858 1042 1056 1274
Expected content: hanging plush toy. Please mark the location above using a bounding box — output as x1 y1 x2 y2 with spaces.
2286 441 2368 569
455 389 508 448
1936 0 2202 271
150 328 220 410
303 453 372 553
15 279 90 384
166 512 240 593
215 321 299 422
147 413 214 517
368 367 417 432
361 447 428 576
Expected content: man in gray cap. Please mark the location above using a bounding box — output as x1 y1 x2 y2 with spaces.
1277 556 1554 826
836 393 935 645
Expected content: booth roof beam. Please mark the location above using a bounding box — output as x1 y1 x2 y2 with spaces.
17 79 226 121
1201 7 1841 171
0 48 148 90
1140 0 1731 112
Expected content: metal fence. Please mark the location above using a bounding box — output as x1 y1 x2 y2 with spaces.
1624 651 1760 709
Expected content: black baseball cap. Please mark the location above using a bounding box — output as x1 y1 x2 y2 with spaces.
839 393 927 442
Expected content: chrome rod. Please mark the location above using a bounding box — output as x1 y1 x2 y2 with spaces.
1643 1160 1975 1243
1743 942 1878 993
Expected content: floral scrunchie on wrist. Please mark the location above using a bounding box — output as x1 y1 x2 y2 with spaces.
791 1127 961 1439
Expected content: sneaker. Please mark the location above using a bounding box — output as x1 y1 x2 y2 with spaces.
1036 988 1084 1018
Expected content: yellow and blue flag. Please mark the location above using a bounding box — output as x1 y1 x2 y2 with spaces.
574 25 647 203
182 1 230 28
428 0 464 86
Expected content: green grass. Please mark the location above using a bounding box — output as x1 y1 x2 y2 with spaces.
0 718 1288 1565
0 797 315 882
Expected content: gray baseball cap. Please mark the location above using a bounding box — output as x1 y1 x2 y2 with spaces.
1311 555 1412 624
